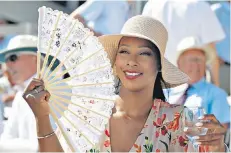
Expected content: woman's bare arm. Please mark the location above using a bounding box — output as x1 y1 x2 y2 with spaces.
23 79 64 152
37 116 64 152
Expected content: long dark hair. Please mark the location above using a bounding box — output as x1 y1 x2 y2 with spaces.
151 42 170 101
115 39 169 102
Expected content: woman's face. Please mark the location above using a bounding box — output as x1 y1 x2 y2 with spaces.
115 37 159 92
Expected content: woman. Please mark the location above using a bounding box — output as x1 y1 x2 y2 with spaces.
23 15 227 152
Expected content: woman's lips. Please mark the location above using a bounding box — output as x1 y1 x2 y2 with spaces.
124 71 143 80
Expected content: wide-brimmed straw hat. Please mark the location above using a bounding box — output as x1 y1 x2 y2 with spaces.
99 15 189 87
176 36 215 65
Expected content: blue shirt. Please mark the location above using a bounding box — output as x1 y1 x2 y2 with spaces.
164 78 230 124
77 0 130 34
212 2 230 63
187 78 230 124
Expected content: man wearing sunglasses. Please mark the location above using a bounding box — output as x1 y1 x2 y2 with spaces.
0 35 39 151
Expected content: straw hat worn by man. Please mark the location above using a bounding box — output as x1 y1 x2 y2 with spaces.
0 35 39 151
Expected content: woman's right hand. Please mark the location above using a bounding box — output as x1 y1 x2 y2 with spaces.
23 78 51 118
23 79 64 152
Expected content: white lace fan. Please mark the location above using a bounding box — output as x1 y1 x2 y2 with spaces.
37 6 116 152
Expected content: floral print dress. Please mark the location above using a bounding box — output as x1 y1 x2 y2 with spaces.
90 99 192 153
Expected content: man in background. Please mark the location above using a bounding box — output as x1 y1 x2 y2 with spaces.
143 0 225 86
175 36 230 129
0 35 39 151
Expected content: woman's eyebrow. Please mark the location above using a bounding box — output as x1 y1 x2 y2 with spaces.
119 44 152 50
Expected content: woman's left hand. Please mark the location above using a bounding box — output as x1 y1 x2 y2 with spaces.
185 114 227 152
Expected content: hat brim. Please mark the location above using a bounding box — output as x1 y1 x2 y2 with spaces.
99 34 189 88
0 47 37 63
176 45 215 65
203 46 216 64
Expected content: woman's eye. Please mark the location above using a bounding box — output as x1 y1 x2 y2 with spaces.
119 50 129 54
140 52 152 56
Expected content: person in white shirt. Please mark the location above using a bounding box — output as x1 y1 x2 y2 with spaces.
142 0 225 86
0 35 39 151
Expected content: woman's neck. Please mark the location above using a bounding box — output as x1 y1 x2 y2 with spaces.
117 85 154 118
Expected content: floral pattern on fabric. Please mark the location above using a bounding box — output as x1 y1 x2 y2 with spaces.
90 99 191 152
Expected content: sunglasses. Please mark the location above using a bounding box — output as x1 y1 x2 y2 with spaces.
5 54 20 62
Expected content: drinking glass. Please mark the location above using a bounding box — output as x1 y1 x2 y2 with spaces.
183 107 208 152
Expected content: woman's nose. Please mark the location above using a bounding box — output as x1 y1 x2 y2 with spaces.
126 56 138 67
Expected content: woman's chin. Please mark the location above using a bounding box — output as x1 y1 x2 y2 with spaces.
123 84 144 92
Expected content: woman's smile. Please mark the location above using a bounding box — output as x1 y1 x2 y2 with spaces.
124 70 143 80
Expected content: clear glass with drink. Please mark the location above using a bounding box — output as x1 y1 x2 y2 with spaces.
183 107 208 152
